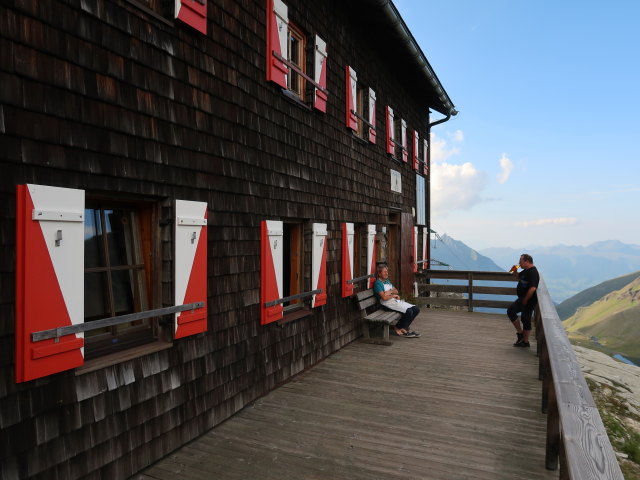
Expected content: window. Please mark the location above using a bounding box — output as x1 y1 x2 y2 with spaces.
15 184 207 382
416 174 426 226
287 23 306 100
282 222 303 310
267 1 328 110
356 85 367 139
84 200 157 359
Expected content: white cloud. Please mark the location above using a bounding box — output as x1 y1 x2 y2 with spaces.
430 132 459 163
430 132 486 216
497 153 514 184
515 218 578 227
453 130 464 142
432 162 487 215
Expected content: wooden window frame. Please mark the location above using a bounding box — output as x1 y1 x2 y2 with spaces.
282 222 304 311
287 22 307 101
83 197 163 360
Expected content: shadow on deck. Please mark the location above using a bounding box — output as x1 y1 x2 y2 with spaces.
135 309 557 480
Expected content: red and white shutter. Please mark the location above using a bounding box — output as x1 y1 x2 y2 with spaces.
174 200 208 339
15 184 85 382
401 119 408 163
367 224 376 289
422 227 429 271
313 36 328 112
345 66 358 130
423 137 429 175
386 106 395 155
413 226 418 272
412 130 420 171
266 0 288 88
368 88 376 143
341 222 354 297
175 0 207 34
261 220 284 324
311 223 328 307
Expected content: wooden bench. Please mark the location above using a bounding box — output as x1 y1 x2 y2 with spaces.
355 289 402 345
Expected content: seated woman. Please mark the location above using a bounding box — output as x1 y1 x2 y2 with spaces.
372 264 421 338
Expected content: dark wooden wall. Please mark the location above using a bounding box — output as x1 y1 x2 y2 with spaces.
0 0 436 477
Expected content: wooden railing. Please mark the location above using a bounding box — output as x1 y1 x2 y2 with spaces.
415 269 516 311
535 277 623 479
416 269 624 479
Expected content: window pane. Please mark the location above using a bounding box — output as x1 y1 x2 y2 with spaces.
105 209 135 266
85 271 110 325
112 269 135 316
84 208 105 268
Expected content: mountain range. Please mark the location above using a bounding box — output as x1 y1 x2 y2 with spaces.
479 240 640 302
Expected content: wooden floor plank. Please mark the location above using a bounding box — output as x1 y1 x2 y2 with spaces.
135 310 558 480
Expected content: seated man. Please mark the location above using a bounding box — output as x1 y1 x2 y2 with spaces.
372 265 421 338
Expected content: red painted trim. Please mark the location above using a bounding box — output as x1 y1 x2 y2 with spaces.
175 211 208 339
368 101 376 143
341 223 353 297
314 56 328 112
345 66 357 130
266 0 287 88
260 221 283 324
15 185 84 382
369 241 376 289
176 0 207 34
314 238 327 307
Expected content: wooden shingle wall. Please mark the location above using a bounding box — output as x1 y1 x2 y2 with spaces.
0 0 435 477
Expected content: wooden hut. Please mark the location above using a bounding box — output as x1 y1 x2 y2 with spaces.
0 0 455 477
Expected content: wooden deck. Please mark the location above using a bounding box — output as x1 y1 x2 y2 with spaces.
134 309 558 480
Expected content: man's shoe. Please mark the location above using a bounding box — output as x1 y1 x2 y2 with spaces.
514 341 530 348
513 333 524 346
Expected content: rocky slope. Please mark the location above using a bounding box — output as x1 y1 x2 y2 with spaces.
574 345 640 478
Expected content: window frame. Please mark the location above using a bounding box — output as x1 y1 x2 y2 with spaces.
286 22 307 101
83 196 163 360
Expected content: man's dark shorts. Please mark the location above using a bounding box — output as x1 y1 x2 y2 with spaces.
507 298 535 330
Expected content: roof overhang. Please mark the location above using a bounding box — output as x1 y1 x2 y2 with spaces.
350 0 457 117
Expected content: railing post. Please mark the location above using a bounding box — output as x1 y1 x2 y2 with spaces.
467 272 473 312
545 378 560 471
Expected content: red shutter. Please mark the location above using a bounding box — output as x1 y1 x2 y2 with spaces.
311 223 327 307
261 220 284 324
367 225 376 288
423 137 429 175
15 184 85 382
413 227 418 272
412 130 419 171
174 200 208 339
401 119 408 163
341 223 354 297
345 66 358 130
266 0 288 88
386 106 395 155
175 0 207 34
313 36 328 112
368 88 376 143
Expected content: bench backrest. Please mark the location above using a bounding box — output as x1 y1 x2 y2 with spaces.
356 289 378 311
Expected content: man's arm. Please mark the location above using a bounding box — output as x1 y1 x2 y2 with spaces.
377 289 399 301
522 287 537 305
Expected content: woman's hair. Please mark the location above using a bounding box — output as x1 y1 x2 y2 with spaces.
376 264 388 276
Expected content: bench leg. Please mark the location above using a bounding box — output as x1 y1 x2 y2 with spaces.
383 324 389 342
362 321 371 339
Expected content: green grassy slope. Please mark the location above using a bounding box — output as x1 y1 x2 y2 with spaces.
557 271 640 320
564 276 640 361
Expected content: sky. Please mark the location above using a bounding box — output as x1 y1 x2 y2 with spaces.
394 0 640 251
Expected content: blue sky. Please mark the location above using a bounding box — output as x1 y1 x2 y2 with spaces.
395 0 640 250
